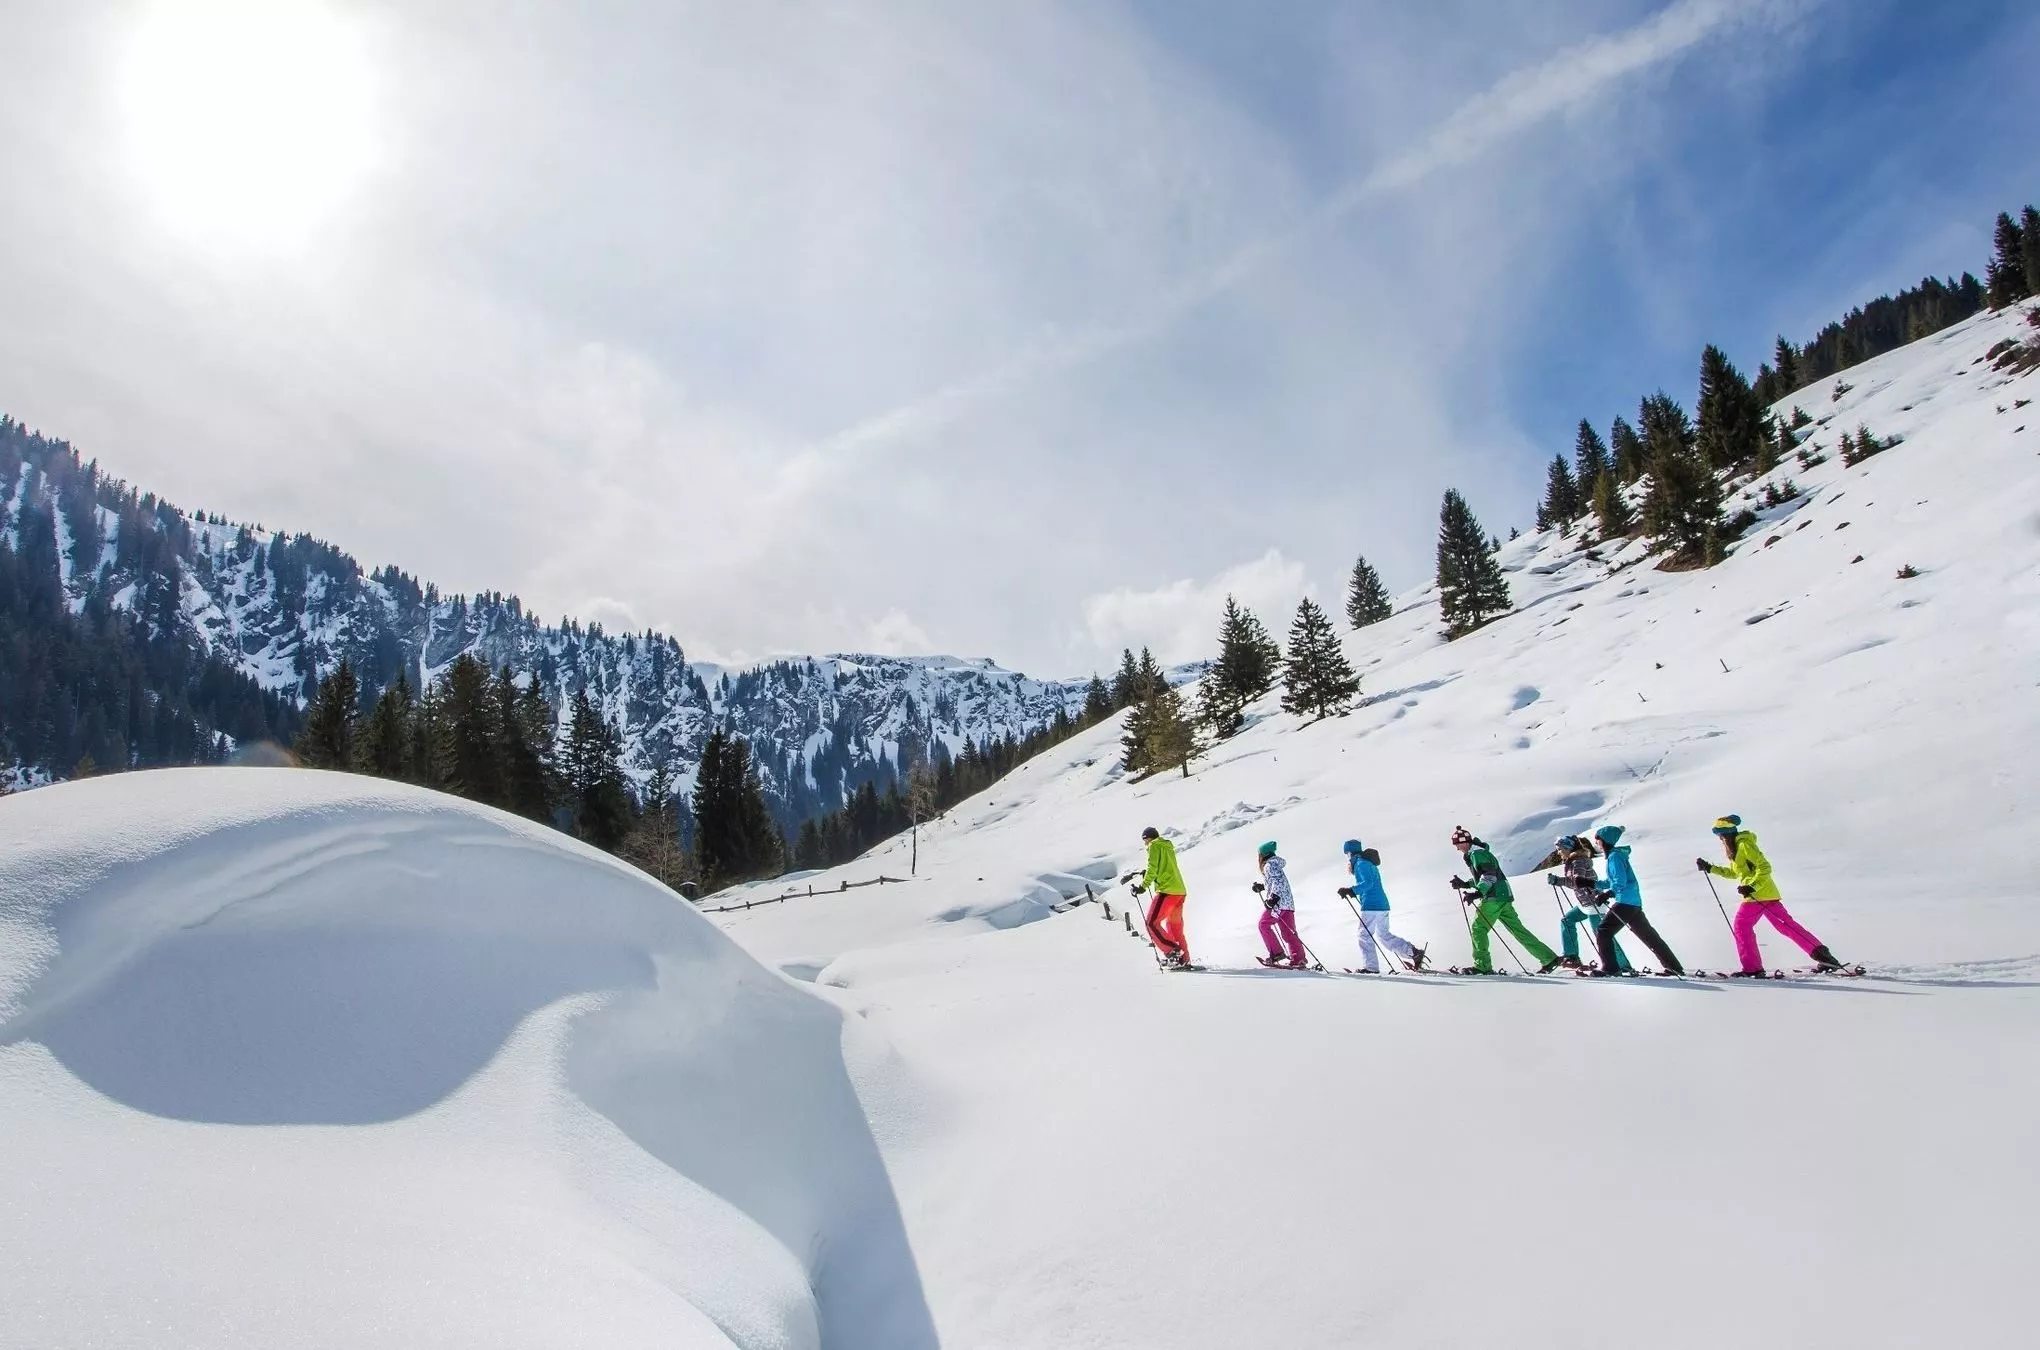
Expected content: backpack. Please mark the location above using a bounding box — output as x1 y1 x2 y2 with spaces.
1361 847 1381 866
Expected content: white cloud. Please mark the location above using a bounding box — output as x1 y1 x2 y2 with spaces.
864 609 935 656
0 0 1824 679
1082 551 1311 668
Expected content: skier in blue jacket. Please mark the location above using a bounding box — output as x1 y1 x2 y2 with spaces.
1586 825 1684 975
1337 839 1428 972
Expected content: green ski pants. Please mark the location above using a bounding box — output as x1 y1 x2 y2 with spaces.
1470 899 1558 971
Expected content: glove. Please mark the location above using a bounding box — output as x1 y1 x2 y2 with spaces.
1449 875 1468 890
1251 881 1265 893
1738 885 1755 898
1596 890 1615 903
1264 896 1280 911
1336 887 1355 900
1131 885 1147 898
1695 858 1711 872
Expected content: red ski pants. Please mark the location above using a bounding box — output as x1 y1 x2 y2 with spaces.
1146 893 1188 960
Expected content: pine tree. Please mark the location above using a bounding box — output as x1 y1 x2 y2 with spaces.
1200 596 1281 736
1609 416 1647 483
1281 597 1361 717
1435 489 1512 636
294 657 359 770
563 688 630 848
1345 555 1392 629
1638 391 1722 565
1695 346 1766 471
1082 674 1113 723
355 668 413 779
496 668 555 822
1773 336 1801 392
1573 421 1611 509
1134 647 1164 701
1987 212 2028 308
692 729 780 887
1539 454 1580 529
1120 695 1153 775
433 653 503 805
1591 470 1635 539
1139 682 1199 778
1109 648 1142 710
408 679 441 787
621 762 690 890
2023 205 2040 298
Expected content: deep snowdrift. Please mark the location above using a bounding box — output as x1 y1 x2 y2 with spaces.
710 302 2040 1348
0 769 937 1350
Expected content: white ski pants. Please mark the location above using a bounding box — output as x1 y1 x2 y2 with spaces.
1356 910 1416 971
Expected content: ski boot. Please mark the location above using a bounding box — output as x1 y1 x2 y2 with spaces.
1408 944 1429 971
1558 955 1583 970
1728 968 1770 979
1809 946 1845 971
1537 956 1565 974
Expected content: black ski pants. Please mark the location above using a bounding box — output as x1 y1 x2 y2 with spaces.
1597 903 1682 974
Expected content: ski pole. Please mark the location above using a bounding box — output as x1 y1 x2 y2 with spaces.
1456 887 1476 967
1491 922 1531 975
1701 872 1737 942
1126 880 1170 966
1339 890 1415 973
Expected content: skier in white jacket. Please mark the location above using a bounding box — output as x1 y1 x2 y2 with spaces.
1253 841 1308 968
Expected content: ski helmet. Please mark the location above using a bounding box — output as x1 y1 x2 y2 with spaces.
1257 840 1278 860
1712 815 1742 837
1141 826 1159 841
1342 838 1364 855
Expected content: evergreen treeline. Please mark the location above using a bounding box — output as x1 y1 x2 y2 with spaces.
0 420 302 776
1533 199 2038 566
293 651 793 894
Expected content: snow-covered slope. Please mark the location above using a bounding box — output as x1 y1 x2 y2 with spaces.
705 302 2040 1348
0 769 937 1349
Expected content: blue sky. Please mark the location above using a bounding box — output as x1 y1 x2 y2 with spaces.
0 0 2034 676
1509 0 2040 465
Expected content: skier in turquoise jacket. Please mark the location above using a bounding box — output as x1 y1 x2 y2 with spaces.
1584 825 1683 975
1337 839 1427 972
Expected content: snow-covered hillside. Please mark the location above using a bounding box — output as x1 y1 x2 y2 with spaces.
704 301 2040 1347
0 769 938 1349
2 303 2033 1349
0 419 1089 807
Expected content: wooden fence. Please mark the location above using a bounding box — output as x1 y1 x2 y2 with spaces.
698 874 913 915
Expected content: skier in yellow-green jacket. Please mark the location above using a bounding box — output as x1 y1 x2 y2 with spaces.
1696 815 1846 975
1128 826 1192 967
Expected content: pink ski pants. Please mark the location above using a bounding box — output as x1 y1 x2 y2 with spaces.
1259 907 1305 963
1733 899 1824 972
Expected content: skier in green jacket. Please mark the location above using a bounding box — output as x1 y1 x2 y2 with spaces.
1128 826 1192 967
1451 825 1562 973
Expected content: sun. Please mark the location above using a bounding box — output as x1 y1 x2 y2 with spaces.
117 1 377 250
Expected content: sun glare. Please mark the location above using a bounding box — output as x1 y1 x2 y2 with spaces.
118 1 376 251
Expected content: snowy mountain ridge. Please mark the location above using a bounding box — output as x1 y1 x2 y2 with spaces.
0 427 1090 810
